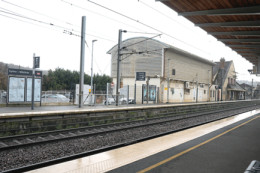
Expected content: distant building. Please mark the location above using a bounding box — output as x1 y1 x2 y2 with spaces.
254 84 260 99
107 37 215 103
240 83 254 100
212 58 245 101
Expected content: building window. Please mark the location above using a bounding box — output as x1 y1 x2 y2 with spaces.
204 90 206 94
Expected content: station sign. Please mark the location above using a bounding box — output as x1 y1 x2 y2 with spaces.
8 68 32 76
8 68 42 77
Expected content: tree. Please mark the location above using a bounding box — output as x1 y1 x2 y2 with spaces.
0 62 8 90
42 68 112 92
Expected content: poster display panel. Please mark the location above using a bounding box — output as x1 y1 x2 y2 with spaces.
143 85 156 101
27 78 41 102
8 77 25 102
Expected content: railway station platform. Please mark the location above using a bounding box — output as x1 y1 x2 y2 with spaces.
27 109 260 173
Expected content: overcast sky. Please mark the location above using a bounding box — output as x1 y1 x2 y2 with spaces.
0 0 259 82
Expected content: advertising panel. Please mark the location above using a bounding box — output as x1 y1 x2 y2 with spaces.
8 77 25 102
27 78 41 102
143 84 156 101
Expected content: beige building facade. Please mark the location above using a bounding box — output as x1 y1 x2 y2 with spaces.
107 37 216 104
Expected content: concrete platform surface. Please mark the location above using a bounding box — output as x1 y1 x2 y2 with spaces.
111 111 260 173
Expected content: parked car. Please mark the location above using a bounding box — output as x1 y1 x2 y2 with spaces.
42 94 69 103
120 98 135 104
103 97 115 105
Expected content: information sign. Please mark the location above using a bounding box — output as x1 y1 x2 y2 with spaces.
136 72 146 81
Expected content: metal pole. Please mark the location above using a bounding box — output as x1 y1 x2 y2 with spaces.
167 58 170 103
251 79 253 99
127 85 129 105
31 53 35 110
134 82 136 104
79 16 86 108
91 40 97 104
196 73 198 103
116 29 123 106
106 83 109 105
94 83 96 105
146 77 149 104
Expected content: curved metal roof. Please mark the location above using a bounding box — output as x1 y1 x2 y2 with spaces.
157 0 260 71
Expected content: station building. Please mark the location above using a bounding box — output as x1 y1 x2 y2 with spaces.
213 58 245 101
107 37 216 104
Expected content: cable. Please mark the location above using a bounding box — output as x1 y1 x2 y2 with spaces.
2 0 80 29
61 0 145 32
0 6 116 42
86 0 210 56
0 7 72 31
122 34 162 49
138 0 194 33
120 48 162 61
126 31 160 35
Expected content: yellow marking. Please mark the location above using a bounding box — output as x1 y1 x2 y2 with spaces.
138 115 260 173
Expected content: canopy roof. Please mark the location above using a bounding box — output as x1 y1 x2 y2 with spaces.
157 0 260 67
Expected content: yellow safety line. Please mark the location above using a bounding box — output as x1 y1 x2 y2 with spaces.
138 115 260 173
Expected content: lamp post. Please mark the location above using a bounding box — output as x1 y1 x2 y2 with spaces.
116 29 127 106
91 40 97 104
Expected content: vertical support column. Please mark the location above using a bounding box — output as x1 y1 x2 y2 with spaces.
116 30 123 106
134 82 136 104
251 79 253 99
31 53 35 110
167 58 170 103
196 73 198 103
79 16 86 108
146 77 150 104
91 40 97 104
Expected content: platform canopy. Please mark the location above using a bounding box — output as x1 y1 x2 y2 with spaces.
156 0 260 74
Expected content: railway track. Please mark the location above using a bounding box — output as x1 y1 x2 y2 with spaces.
1 103 259 173
0 104 255 151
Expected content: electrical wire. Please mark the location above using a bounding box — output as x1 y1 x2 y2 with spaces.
138 0 195 33
86 0 209 55
126 31 160 35
0 7 72 31
2 0 80 28
0 6 117 42
61 0 145 32
122 34 162 49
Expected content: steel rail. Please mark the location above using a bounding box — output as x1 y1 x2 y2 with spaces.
2 105 259 173
0 103 256 151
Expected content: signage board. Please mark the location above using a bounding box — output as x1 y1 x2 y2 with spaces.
34 56 40 68
8 68 32 76
136 72 146 81
8 68 42 77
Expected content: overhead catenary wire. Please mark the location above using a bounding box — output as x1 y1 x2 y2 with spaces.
0 7 74 31
122 34 162 50
61 0 145 32
0 6 117 42
86 0 209 56
1 0 80 29
138 0 195 33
